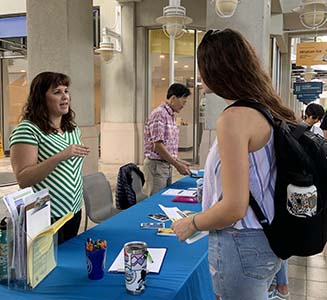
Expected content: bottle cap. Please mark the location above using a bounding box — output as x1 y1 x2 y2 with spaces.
290 173 313 187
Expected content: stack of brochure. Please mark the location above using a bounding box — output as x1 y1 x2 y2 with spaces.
2 188 72 288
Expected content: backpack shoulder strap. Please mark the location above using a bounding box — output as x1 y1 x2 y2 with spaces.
225 99 275 127
293 122 310 140
249 193 270 230
225 100 275 229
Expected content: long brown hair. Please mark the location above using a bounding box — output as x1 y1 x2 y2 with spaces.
21 71 76 134
197 28 296 122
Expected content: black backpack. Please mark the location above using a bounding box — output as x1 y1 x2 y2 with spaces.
226 99 327 259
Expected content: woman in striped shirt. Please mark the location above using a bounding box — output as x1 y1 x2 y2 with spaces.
9 71 90 244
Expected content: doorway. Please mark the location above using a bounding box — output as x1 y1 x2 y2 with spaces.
147 29 205 163
0 57 28 154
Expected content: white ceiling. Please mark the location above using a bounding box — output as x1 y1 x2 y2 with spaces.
280 0 302 13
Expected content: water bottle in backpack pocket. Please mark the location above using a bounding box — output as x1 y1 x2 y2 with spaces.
286 173 318 218
287 183 317 218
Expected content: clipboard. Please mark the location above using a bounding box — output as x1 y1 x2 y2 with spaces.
25 190 51 247
24 189 51 286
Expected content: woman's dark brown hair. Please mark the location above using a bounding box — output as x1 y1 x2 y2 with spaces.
21 71 76 134
197 28 296 122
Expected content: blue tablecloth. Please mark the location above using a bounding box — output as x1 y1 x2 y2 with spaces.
0 176 214 300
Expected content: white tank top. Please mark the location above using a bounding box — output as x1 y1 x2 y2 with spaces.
202 130 276 229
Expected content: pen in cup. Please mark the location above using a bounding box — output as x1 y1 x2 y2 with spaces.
85 238 107 251
85 238 107 280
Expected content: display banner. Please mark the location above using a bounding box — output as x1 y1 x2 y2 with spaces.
296 42 327 66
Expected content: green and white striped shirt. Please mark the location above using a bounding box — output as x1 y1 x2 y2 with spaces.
9 120 84 217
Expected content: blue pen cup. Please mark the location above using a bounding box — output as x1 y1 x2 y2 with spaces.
85 248 106 280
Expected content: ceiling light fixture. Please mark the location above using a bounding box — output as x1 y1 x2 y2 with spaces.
301 66 317 81
214 0 240 18
293 0 327 29
155 0 192 39
155 0 192 85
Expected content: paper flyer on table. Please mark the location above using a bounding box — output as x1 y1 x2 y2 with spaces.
108 247 167 274
158 204 188 221
161 189 197 197
158 204 208 244
190 169 204 178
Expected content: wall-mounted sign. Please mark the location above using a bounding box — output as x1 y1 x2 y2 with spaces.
293 81 323 94
296 42 327 66
297 94 318 104
296 93 319 100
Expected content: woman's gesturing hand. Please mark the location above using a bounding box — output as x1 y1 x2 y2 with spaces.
60 144 90 161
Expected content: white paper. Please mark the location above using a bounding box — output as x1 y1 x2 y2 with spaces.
159 204 188 221
108 248 167 274
3 187 34 222
158 204 208 244
161 189 197 197
2 187 34 275
25 190 51 247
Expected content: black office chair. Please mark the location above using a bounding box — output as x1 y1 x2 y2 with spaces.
83 172 121 231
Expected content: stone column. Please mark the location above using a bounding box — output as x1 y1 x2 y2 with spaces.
26 0 98 175
206 0 271 68
100 2 139 164
281 50 292 108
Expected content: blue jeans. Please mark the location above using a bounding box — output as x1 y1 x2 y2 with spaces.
275 260 288 285
208 228 282 300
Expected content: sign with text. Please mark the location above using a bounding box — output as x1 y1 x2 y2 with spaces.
296 42 327 66
293 81 323 95
296 93 319 100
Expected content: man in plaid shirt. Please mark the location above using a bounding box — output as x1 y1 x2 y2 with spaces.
143 83 191 196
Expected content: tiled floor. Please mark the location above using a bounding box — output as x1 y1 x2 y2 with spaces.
1 156 327 299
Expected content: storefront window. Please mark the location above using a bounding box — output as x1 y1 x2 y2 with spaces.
0 58 27 152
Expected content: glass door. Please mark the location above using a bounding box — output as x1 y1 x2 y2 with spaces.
148 29 204 164
0 57 27 153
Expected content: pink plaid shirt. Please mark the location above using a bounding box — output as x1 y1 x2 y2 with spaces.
144 103 179 160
